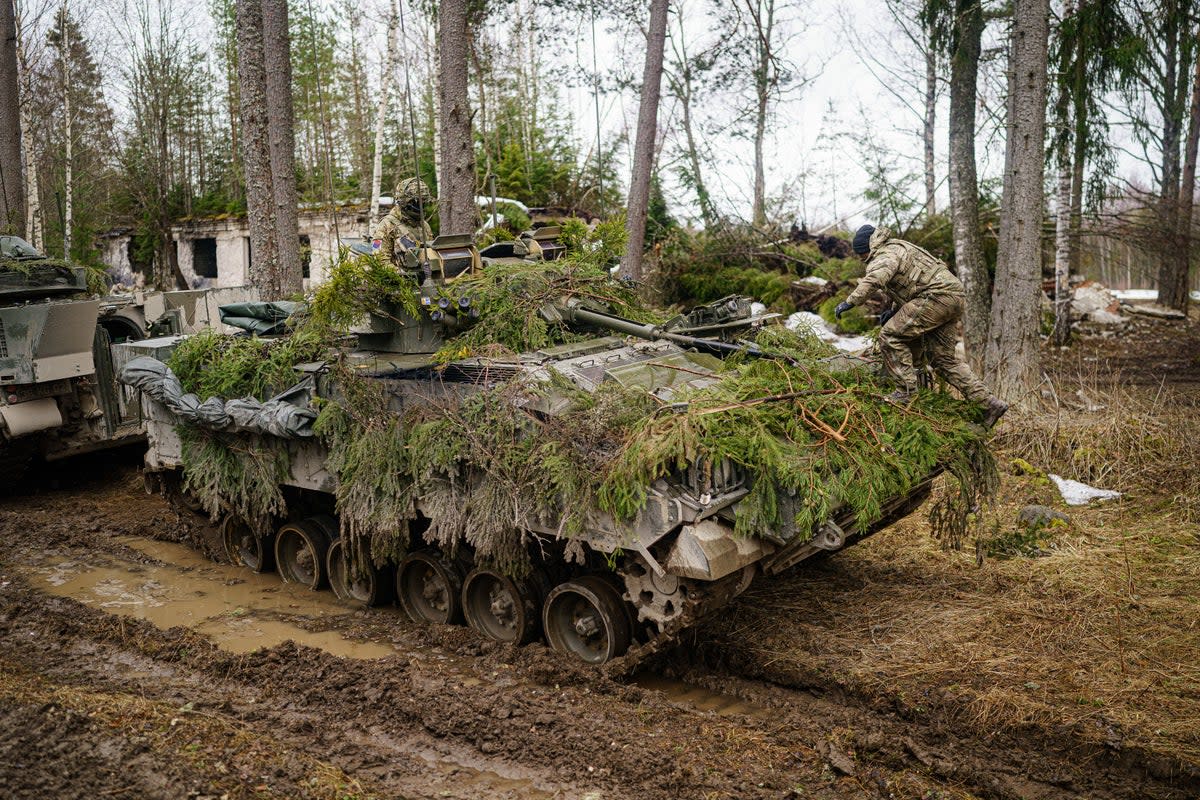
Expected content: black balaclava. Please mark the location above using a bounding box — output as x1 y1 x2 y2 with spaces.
852 224 876 255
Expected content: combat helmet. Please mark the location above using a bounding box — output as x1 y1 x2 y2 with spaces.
395 177 434 204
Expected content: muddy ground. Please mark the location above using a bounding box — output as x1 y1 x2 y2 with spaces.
1 317 1198 800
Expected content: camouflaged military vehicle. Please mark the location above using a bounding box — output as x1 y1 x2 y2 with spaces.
122 233 949 666
0 235 256 479
0 235 142 476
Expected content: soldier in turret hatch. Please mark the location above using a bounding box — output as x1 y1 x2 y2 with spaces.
834 224 1008 427
372 177 434 267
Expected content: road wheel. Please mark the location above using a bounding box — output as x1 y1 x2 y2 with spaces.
274 520 330 589
462 568 539 645
543 575 631 665
221 517 274 573
327 537 394 607
396 550 463 625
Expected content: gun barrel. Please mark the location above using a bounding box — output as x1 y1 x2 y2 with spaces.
558 305 776 361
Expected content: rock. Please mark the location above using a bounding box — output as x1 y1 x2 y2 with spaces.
1071 283 1130 326
1017 505 1070 530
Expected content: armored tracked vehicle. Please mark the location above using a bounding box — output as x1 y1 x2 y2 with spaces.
123 234 962 666
0 235 257 479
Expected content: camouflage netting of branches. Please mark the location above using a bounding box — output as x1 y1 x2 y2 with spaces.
163 224 998 576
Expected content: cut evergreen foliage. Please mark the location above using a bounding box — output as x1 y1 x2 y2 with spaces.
305 250 421 335
167 328 325 401
179 428 289 531
165 241 998 578
431 258 659 362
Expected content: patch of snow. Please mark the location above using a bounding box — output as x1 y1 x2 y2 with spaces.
750 301 767 316
1113 288 1200 303
830 336 872 353
785 311 872 353
785 311 838 341
797 275 828 286
1111 288 1158 301
1049 474 1121 506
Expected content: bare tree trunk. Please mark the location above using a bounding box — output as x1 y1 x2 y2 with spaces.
623 0 669 280
61 3 71 259
667 11 716 229
19 92 40 250
749 0 776 228
370 0 398 232
1168 23 1200 312
437 0 476 234
1065 0 1086 279
1156 4 1186 309
237 0 277 292
262 0 300 297
0 0 24 236
985 0 1049 402
1052 166 1071 345
923 45 936 219
947 0 987 368
11 15 38 249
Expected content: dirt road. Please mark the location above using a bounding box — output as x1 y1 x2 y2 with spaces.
0 451 1191 800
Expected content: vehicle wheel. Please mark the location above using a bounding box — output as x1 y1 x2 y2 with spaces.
327 537 394 607
221 516 274 573
543 575 632 664
396 550 463 625
462 568 539 645
274 520 330 589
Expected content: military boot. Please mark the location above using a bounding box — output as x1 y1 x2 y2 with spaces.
982 396 1009 428
885 388 915 405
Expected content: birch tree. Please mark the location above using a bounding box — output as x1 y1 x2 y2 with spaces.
369 0 398 228
985 0 1050 401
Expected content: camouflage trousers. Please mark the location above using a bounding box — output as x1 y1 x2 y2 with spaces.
879 292 989 401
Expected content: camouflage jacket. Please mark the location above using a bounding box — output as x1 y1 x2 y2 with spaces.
371 207 433 265
845 226 963 308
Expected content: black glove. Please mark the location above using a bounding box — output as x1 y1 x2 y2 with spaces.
878 307 896 326
834 301 853 320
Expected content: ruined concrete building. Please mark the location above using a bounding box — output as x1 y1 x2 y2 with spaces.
99 205 372 290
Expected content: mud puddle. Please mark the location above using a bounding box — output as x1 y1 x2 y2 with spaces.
632 672 767 718
27 536 398 659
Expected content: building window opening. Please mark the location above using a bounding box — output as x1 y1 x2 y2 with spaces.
193 238 218 278
127 239 151 275
300 235 311 279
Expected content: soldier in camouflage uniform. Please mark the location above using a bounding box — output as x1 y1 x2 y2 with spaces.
373 177 435 266
835 225 1008 426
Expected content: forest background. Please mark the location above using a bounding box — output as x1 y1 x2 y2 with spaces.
0 0 1197 401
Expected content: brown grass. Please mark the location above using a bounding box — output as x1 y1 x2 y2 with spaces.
705 378 1200 769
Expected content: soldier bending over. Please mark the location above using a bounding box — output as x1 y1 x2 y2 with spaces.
835 224 1008 427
